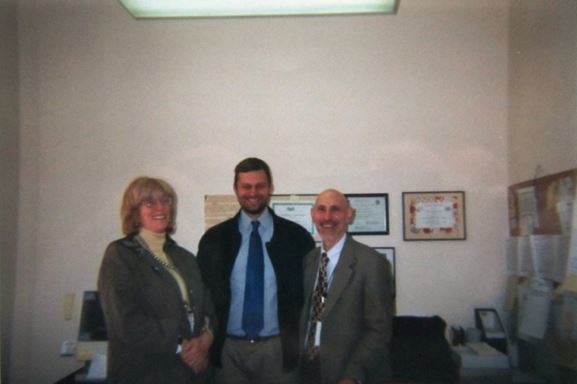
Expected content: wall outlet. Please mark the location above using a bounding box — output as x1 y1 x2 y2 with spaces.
60 340 76 356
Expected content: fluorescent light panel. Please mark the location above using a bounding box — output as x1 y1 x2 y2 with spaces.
119 0 398 18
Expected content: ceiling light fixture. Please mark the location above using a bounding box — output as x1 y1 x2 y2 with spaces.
119 0 399 18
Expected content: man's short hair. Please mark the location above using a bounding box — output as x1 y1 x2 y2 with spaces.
234 157 273 186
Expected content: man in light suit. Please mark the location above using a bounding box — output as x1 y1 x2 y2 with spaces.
300 189 393 384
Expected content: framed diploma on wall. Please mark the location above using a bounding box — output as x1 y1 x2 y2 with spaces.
402 191 466 241
346 193 389 235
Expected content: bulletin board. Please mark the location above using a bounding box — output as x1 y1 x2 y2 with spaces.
508 169 576 237
507 168 577 372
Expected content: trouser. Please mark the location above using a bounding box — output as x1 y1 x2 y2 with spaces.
215 336 298 384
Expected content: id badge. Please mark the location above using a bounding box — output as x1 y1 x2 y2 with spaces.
187 312 195 333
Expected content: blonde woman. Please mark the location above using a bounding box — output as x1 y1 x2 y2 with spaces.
98 177 214 384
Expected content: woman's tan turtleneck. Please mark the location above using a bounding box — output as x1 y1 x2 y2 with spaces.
139 228 190 305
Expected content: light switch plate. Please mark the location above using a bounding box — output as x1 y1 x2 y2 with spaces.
63 293 75 320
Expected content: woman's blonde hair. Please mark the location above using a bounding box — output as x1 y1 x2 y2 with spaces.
120 177 177 235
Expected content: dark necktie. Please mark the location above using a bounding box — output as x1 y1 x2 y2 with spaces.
242 220 264 338
305 252 329 360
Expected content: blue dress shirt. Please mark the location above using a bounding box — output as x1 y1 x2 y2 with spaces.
227 209 279 337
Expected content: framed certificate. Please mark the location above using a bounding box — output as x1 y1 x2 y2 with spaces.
271 200 316 234
402 191 466 241
346 193 389 235
374 247 396 298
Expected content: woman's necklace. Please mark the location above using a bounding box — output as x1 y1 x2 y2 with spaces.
135 235 177 271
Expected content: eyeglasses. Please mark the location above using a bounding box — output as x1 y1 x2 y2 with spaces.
142 196 173 208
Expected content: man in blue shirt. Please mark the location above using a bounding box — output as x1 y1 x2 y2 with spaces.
197 157 315 384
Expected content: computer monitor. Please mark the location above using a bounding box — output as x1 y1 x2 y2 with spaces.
75 291 108 362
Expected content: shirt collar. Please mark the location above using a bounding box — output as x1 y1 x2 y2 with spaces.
239 208 273 234
321 234 347 260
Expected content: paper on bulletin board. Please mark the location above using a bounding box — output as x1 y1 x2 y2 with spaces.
517 186 539 236
518 278 554 340
530 235 570 283
555 176 575 236
518 236 533 277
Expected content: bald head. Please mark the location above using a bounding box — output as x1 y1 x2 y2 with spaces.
314 189 348 208
311 189 354 251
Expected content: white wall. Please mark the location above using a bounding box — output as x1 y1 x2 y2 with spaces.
13 1 511 382
508 0 577 183
1 0 20 382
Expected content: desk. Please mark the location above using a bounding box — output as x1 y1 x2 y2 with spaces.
460 367 511 384
54 367 107 384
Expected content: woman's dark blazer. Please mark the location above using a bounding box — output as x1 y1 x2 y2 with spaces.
98 235 215 384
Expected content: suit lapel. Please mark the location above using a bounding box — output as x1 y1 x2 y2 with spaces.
322 237 356 317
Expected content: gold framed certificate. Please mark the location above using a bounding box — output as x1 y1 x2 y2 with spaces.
402 191 466 241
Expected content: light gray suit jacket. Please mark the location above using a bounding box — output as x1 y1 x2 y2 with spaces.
300 236 393 384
